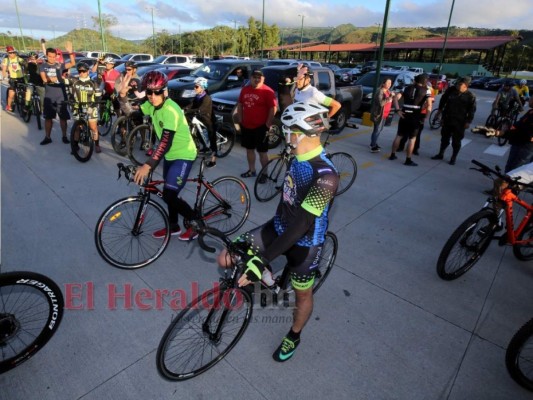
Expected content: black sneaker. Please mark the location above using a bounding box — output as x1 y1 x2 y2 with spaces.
62 136 70 144
404 160 418 166
272 336 300 362
449 158 456 165
388 154 397 160
431 154 444 160
40 137 52 145
370 146 380 153
206 160 216 168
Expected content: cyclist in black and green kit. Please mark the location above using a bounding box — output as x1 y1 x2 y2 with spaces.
133 71 199 241
218 102 339 362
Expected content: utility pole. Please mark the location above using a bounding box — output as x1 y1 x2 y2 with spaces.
97 0 106 51
438 0 456 73
260 0 265 59
14 0 26 51
298 14 305 59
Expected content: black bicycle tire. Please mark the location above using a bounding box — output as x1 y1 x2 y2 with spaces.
215 122 236 158
485 114 498 129
111 116 130 156
200 176 251 235
328 152 357 196
97 109 113 136
497 118 511 147
126 124 152 166
34 96 42 130
436 209 497 280
16 90 26 119
23 100 32 123
94 197 171 269
429 109 441 129
0 271 64 374
254 157 288 202
156 286 253 381
312 231 338 294
513 223 533 261
70 120 94 163
506 317 533 391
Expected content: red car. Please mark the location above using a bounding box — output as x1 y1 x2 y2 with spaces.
428 74 448 94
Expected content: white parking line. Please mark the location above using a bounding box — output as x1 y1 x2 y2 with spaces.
484 144 509 157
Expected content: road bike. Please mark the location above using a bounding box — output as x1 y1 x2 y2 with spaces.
506 317 533 391
97 96 115 136
70 102 101 163
0 270 64 374
156 225 338 381
186 113 236 158
428 108 442 130
22 83 43 130
95 160 251 269
253 132 357 202
436 159 533 280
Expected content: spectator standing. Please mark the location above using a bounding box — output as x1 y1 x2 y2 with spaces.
430 77 476 165
369 77 398 152
235 70 277 178
39 42 76 145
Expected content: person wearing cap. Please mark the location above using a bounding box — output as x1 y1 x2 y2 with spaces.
235 69 277 178
39 42 76 145
2 45 26 112
293 64 341 123
430 77 476 165
492 79 523 117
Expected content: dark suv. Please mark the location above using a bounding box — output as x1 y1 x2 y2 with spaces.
167 59 265 108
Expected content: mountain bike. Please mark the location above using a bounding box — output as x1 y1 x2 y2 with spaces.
70 102 100 163
186 113 236 158
95 160 251 269
253 132 357 202
125 117 156 166
436 159 533 281
0 270 64 374
428 108 442 130
111 110 144 157
156 225 338 381
22 83 43 130
11 81 27 119
485 104 521 146
506 317 533 391
97 96 115 136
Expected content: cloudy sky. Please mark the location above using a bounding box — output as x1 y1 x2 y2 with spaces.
1 0 530 42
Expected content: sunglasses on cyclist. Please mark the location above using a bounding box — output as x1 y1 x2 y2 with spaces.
126 68 133 71
194 85 201 89
146 88 165 96
8 51 16 54
78 70 88 73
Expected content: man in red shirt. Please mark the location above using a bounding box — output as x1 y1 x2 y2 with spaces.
236 70 277 178
97 57 120 114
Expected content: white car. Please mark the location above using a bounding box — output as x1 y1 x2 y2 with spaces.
120 53 154 63
152 54 202 69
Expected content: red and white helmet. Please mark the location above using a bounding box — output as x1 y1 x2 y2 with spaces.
6 45 15 52
141 70 168 91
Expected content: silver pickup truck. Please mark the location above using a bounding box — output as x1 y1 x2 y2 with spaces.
211 65 363 148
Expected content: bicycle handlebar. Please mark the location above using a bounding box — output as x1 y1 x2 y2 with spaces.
193 222 247 259
470 159 533 189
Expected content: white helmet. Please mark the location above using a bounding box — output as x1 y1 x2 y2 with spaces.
194 77 208 90
104 57 115 64
520 79 527 85
281 102 330 138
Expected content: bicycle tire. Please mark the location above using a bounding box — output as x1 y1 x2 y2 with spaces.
70 120 94 163
156 286 253 381
485 114 498 129
328 152 357 196
254 156 288 202
97 109 113 136
95 197 171 269
23 101 32 123
513 223 533 261
0 271 64 374
126 124 153 166
497 118 511 147
16 90 26 119
506 317 533 391
200 176 251 235
436 209 497 280
34 96 42 130
429 109 442 129
312 231 338 294
111 116 131 156
215 122 235 158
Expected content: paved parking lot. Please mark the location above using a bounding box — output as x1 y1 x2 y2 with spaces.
2 86 533 400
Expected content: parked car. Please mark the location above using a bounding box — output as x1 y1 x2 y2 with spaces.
120 53 154 63
469 76 495 89
113 61 158 75
323 63 341 72
266 59 322 68
211 65 363 142
361 60 377 74
167 59 265 108
428 73 449 94
152 54 202 68
154 66 192 81
83 51 121 60
354 70 417 114
484 78 519 91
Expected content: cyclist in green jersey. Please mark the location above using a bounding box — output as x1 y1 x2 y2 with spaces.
133 71 199 241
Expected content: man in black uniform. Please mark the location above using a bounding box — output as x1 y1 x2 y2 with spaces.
389 73 432 166
431 77 476 165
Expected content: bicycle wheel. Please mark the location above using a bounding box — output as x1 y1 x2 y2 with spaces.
506 317 533 391
485 114 498 129
70 120 94 163
111 116 131 156
0 271 64 374
497 118 511 146
127 124 153 166
95 197 170 269
328 152 357 196
312 232 338 294
34 96 42 130
98 109 113 136
156 286 253 381
436 209 497 280
513 223 533 261
200 176 251 235
254 157 288 202
23 99 32 123
215 122 235 158
266 124 283 149
429 109 441 129
16 90 26 119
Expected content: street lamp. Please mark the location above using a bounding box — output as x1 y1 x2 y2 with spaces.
438 0 456 73
146 6 157 56
374 23 380 60
514 45 530 78
14 0 26 51
97 0 106 51
298 14 305 59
